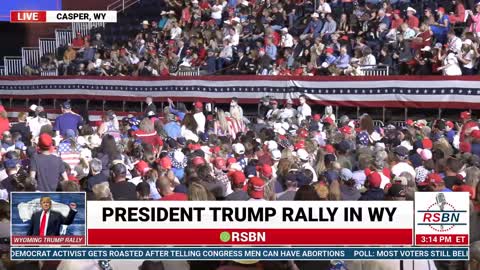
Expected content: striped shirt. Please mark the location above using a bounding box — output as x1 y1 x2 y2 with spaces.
57 141 81 171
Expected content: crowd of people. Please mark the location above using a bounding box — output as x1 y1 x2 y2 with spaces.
0 95 479 269
27 0 480 76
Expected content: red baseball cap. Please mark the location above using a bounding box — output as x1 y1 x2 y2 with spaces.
324 117 334 125
422 138 433 150
325 47 334 54
460 111 471 120
471 129 480 139
248 177 265 199
188 143 202 151
339 126 352 135
228 171 246 185
194 101 203 109
192 156 206 166
210 146 221 154
426 173 444 184
135 160 151 177
214 157 227 170
445 121 454 129
437 7 445 13
258 164 273 178
157 157 172 170
297 128 308 138
406 119 414 126
324 144 335 154
294 140 305 150
227 157 237 166
365 169 381 188
313 114 321 121
38 133 53 150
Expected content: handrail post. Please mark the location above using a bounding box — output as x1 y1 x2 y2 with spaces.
123 0 125 12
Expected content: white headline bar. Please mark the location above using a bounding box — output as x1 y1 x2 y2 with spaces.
87 201 414 229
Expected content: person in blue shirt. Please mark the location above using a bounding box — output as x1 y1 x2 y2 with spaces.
158 11 169 30
334 46 351 69
376 9 391 29
264 38 278 60
54 101 83 137
163 114 182 139
300 13 323 40
430 7 450 44
167 98 187 121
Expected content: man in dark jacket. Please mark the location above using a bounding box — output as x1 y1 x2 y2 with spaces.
144 96 156 116
27 196 77 236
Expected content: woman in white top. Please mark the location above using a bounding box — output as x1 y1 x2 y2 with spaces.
317 0 331 18
28 111 51 138
457 39 476 75
181 114 199 142
211 0 224 25
169 21 182 40
438 52 462 75
360 47 376 67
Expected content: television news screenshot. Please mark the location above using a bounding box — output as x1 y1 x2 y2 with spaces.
0 0 479 269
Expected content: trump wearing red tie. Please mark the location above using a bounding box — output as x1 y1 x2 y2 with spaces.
27 196 77 236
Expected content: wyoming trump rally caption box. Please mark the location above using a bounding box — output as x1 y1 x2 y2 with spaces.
86 200 414 246
11 192 86 246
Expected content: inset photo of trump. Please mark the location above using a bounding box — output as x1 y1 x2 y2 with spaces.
10 192 85 246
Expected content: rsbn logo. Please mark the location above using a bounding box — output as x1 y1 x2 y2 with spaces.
417 193 467 232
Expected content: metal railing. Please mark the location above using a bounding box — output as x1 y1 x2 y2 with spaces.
359 65 389 76
71 22 106 37
173 67 201 76
4 56 23 75
0 66 4 76
107 0 139 12
55 29 73 48
40 70 59 76
21 47 40 68
39 38 57 58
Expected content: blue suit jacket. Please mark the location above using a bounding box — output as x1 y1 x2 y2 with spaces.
27 209 77 236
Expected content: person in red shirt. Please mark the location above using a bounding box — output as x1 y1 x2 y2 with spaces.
449 0 466 24
134 118 163 152
264 27 280 46
406 7 419 30
411 23 433 50
391 10 404 29
157 176 187 200
0 106 10 140
71 32 85 49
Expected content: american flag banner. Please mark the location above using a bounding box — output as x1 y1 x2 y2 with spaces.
57 141 81 171
1 76 480 109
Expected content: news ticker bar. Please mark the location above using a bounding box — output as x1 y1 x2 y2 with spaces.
10 11 117 23
11 247 469 261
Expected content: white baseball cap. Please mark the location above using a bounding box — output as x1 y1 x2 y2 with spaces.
271 149 281 161
297 149 309 161
233 143 245 155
